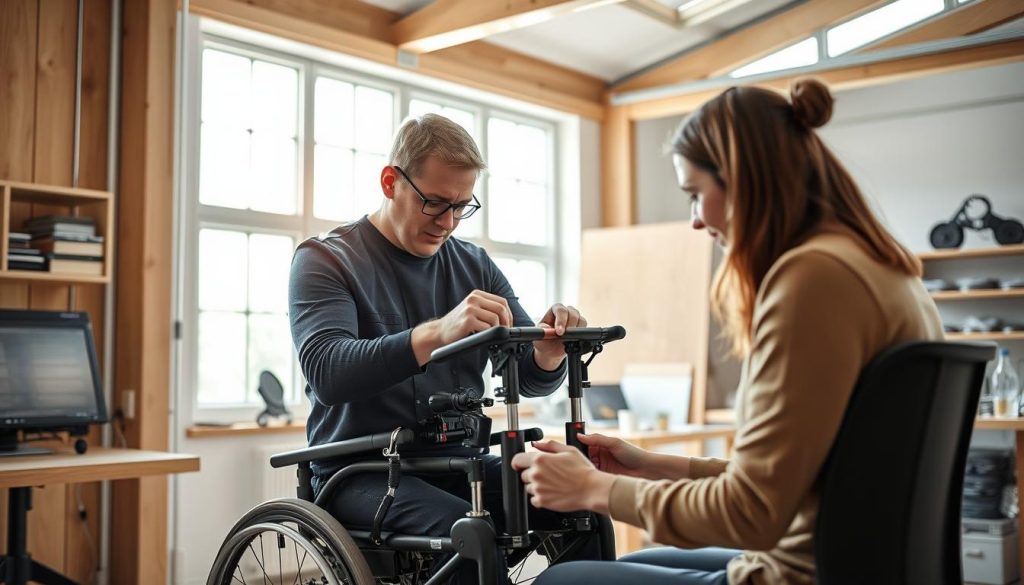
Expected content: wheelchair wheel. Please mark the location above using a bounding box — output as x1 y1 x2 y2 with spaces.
207 498 374 585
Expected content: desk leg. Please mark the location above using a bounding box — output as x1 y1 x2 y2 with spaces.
613 520 646 558
4 487 30 585
1016 432 1024 580
3 487 78 585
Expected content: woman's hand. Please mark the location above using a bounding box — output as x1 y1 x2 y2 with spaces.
510 440 615 514
578 433 654 479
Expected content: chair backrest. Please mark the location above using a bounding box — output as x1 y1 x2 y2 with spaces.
814 341 995 585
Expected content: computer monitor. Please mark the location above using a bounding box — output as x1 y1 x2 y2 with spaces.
0 310 107 456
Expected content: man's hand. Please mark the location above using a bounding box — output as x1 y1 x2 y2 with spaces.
411 290 513 366
511 440 615 514
532 303 586 371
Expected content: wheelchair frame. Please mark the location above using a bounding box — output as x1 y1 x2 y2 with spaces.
210 326 625 585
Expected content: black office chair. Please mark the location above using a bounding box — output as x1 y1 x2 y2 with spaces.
814 341 996 585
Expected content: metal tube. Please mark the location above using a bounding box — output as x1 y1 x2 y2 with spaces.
570 397 583 422
99 1 123 583
503 351 521 429
506 402 519 430
468 480 486 517
72 0 83 188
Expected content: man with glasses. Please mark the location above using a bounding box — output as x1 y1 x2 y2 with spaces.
289 113 597 583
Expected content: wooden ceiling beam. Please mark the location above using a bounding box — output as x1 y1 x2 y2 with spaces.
862 0 1024 52
613 0 887 93
622 0 680 27
188 0 607 119
623 36 1024 121
392 0 620 54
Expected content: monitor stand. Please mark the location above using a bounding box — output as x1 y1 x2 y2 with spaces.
0 431 54 458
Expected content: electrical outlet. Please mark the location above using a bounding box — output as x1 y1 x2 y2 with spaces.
122 389 136 419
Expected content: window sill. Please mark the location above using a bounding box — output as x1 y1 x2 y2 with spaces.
185 421 306 438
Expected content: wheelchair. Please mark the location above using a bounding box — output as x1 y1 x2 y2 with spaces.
207 325 627 585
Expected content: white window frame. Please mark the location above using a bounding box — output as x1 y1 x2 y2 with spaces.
179 24 564 424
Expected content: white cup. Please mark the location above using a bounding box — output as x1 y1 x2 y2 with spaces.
617 409 637 434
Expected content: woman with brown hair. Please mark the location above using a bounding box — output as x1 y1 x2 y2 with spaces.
511 79 943 585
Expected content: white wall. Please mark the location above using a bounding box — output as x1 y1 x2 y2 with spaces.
635 115 688 225
819 62 1024 254
635 62 1024 239
173 432 307 584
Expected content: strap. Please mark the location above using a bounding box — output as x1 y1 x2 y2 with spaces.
371 428 403 545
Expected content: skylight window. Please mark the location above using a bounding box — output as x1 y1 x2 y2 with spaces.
827 0 945 57
729 37 819 78
678 0 754 26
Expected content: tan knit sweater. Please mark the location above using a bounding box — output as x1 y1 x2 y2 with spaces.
608 230 943 584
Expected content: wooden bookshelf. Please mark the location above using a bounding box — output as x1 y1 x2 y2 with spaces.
0 180 113 283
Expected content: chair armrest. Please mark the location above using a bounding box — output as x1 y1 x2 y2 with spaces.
270 429 415 468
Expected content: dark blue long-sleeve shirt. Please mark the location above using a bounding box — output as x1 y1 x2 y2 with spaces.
288 216 566 477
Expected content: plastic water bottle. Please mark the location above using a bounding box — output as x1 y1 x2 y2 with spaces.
978 377 994 417
988 348 1018 416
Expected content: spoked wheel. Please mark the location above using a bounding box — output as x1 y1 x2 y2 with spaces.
207 498 374 585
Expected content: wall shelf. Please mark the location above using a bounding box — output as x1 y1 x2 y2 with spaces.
930 289 1024 301
946 332 1024 342
0 180 114 284
917 244 1024 261
974 417 1024 431
0 271 109 286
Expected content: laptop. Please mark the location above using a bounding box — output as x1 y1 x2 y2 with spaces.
583 384 629 428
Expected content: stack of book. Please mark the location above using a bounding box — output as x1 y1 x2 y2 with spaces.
24 215 105 276
7 232 45 271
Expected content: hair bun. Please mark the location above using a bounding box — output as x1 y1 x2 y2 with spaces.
790 78 833 129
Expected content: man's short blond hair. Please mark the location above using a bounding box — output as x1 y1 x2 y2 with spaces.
389 113 486 178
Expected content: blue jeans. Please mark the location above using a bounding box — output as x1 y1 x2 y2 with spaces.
534 546 740 585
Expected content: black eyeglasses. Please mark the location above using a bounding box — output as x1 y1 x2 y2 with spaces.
393 166 481 220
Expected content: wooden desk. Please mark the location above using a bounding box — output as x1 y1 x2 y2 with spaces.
0 447 199 585
612 425 736 451
611 425 736 556
974 417 1024 577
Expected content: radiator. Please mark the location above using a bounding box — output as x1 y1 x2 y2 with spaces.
253 441 306 501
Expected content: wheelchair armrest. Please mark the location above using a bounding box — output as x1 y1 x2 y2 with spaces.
489 427 544 446
270 429 415 468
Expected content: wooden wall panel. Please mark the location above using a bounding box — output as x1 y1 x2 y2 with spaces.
25 0 79 572
0 0 38 317
112 0 176 582
0 0 112 580
30 0 75 304
0 0 39 558
580 222 714 424
0 0 39 182
78 0 112 192
600 104 634 227
33 0 76 186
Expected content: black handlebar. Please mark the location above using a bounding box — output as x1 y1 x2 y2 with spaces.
429 326 626 363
